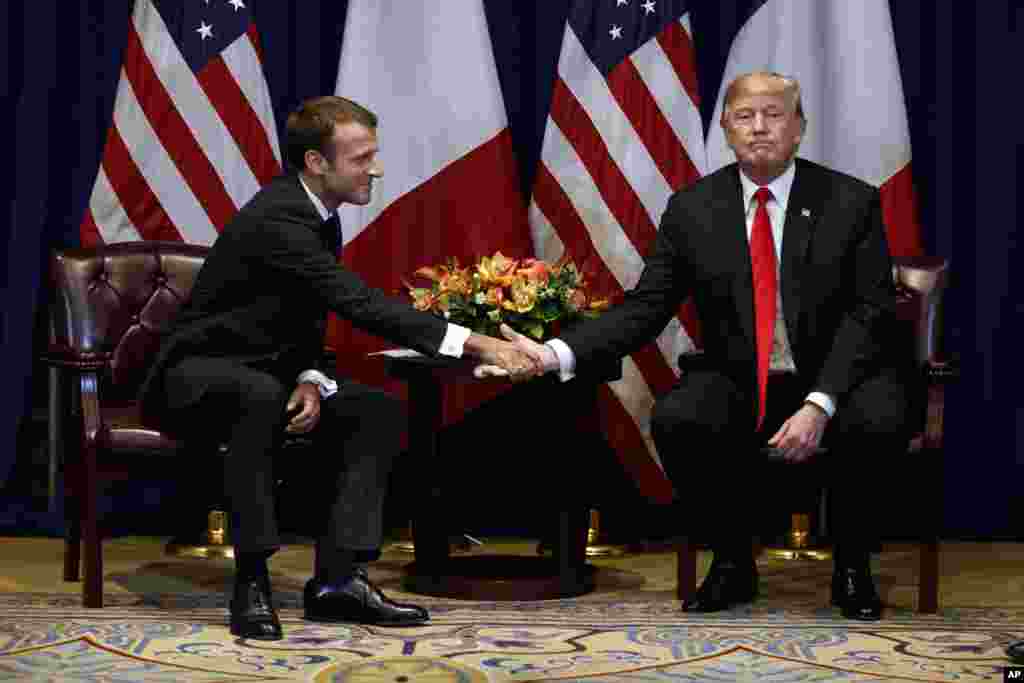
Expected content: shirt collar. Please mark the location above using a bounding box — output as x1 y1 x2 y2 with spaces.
738 160 796 212
298 173 334 222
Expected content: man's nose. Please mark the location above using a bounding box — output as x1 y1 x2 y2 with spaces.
751 112 768 131
369 162 383 178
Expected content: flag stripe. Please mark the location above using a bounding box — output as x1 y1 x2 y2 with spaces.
548 79 659 269
599 383 675 502
123 23 238 230
99 125 184 243
110 73 219 244
538 120 646 292
606 58 697 193
655 18 700 108
196 52 280 187
88 167 144 245
220 31 282 175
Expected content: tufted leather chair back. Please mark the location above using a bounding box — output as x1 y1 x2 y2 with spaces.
49 242 209 401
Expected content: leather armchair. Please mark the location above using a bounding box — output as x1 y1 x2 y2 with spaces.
675 255 954 614
42 241 208 608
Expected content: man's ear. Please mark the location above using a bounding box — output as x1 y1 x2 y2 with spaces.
304 149 324 175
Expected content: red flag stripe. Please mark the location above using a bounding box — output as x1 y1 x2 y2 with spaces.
122 23 237 230
879 163 924 258
196 54 280 186
656 20 701 109
548 78 659 255
606 58 700 193
80 209 104 249
598 385 675 503
246 23 266 65
100 126 185 243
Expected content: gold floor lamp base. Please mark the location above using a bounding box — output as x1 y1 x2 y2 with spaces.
761 513 832 561
537 510 628 558
165 510 235 560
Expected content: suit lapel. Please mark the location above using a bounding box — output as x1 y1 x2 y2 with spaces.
780 158 824 336
711 167 757 349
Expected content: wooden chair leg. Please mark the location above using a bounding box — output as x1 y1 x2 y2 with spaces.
81 448 103 608
918 538 939 614
675 537 697 603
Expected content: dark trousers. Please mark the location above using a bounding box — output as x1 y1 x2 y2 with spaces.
650 366 913 557
162 356 404 559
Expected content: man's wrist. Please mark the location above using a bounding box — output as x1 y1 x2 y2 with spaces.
804 391 835 419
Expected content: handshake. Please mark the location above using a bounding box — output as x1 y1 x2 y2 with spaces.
468 323 558 382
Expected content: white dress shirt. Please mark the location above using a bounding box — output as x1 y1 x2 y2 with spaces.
545 162 836 418
294 176 472 398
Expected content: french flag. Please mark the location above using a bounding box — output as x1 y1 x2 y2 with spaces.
705 0 923 257
329 0 534 404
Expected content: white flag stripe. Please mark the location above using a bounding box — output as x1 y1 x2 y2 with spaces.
114 75 220 245
89 168 143 243
528 202 565 265
705 0 911 187
541 120 646 292
608 356 663 469
630 21 707 177
221 34 282 166
654 316 694 375
559 27 673 228
132 2 261 208
336 0 508 241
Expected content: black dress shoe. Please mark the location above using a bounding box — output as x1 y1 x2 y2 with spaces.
229 577 283 640
681 562 759 613
304 570 429 626
831 566 883 621
1007 640 1024 664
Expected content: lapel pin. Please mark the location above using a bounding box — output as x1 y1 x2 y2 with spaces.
801 208 811 218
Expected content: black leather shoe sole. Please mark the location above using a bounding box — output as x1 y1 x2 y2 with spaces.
303 610 429 627
229 617 283 640
830 595 882 621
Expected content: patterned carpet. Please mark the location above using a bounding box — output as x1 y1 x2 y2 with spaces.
1 539 1022 681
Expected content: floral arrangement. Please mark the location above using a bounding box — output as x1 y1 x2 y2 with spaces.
406 251 610 340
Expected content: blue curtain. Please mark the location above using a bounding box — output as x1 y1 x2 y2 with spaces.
2 1 1017 537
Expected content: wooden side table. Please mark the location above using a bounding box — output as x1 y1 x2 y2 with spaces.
373 350 619 600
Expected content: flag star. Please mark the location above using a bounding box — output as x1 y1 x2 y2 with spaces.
609 24 623 40
227 0 245 10
616 0 629 5
642 0 656 13
197 21 214 40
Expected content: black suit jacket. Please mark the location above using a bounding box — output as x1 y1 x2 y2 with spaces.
140 173 448 424
559 157 901 407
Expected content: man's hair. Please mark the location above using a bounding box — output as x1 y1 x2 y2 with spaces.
285 96 378 171
723 71 805 122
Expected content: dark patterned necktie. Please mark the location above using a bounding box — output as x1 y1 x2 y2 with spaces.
321 213 342 258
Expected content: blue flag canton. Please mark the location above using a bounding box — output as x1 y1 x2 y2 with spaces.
151 0 254 74
568 0 692 76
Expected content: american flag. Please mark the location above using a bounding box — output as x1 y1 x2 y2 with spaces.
529 0 706 502
80 0 281 246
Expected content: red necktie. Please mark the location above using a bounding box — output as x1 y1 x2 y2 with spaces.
750 187 777 430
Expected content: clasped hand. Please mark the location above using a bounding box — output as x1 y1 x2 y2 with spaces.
285 382 321 433
473 324 550 382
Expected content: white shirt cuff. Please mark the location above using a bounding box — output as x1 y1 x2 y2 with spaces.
439 323 472 357
804 391 836 418
297 369 338 399
545 338 576 382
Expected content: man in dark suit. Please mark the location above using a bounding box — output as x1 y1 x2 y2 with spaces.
495 72 912 620
140 96 541 640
